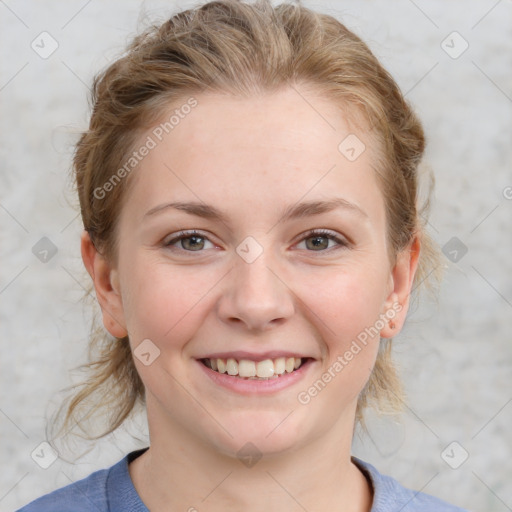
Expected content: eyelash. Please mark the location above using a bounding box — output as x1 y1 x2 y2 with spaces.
163 229 349 254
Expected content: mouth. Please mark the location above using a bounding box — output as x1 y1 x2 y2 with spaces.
200 356 311 380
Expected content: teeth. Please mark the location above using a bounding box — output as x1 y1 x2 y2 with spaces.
226 358 238 376
238 359 256 377
217 359 227 374
256 359 274 378
206 356 303 378
274 357 285 375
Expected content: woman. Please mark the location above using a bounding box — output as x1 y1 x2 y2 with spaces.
18 0 467 510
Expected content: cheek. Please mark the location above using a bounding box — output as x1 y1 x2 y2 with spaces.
297 263 387 398
119 253 218 348
301 263 388 343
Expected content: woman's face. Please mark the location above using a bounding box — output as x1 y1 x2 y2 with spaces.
93 86 416 458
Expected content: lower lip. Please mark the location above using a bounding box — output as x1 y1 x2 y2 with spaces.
196 359 315 395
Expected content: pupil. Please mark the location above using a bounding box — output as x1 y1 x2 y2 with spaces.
184 235 204 250
309 236 327 250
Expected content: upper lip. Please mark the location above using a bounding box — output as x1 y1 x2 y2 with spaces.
196 351 315 362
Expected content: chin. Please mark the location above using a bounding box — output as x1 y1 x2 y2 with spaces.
206 410 306 460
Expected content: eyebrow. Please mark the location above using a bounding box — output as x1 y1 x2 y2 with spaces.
143 197 368 226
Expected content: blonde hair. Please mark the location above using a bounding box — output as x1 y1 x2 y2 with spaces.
50 0 441 444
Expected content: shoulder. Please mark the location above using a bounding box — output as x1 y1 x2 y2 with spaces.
16 466 110 512
353 457 469 512
16 448 149 512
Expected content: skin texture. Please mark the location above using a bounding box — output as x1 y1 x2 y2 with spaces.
81 86 420 511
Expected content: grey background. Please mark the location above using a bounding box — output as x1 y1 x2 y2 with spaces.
1 1 511 511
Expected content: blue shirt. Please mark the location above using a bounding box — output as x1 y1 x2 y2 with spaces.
17 447 468 511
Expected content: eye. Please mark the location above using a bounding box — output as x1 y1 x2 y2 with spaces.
163 230 215 252
163 229 349 254
296 229 349 252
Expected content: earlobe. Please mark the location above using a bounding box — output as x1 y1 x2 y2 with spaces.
80 230 128 338
380 236 421 339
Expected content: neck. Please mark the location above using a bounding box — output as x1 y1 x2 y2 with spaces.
129 398 373 512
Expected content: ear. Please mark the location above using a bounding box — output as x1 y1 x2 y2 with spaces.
80 230 128 338
379 235 421 339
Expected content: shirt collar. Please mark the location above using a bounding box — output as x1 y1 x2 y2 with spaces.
108 448 393 512
106 447 150 511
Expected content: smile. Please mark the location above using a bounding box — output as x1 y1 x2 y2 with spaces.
201 357 304 379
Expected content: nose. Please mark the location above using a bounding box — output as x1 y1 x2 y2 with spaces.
217 248 295 332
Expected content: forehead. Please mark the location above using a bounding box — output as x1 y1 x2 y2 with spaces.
157 87 372 165
123 86 385 224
